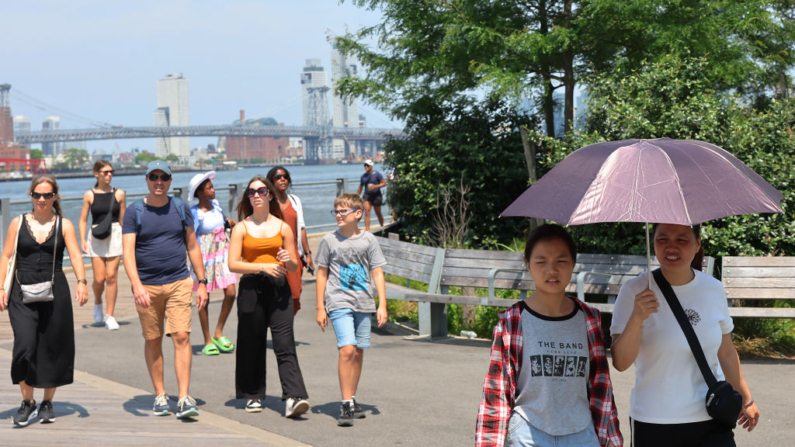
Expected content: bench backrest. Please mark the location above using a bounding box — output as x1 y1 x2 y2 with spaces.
441 249 715 295
377 237 444 293
722 256 795 301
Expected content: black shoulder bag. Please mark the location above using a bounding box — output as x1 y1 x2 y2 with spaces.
652 268 742 429
92 188 116 240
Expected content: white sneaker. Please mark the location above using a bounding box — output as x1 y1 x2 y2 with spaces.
105 315 119 331
285 397 309 418
93 304 103 323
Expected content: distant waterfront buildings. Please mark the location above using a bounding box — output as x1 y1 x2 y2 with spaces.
330 44 361 160
12 116 30 143
42 116 60 156
154 73 190 160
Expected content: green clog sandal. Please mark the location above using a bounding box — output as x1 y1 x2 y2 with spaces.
212 336 235 353
202 344 220 356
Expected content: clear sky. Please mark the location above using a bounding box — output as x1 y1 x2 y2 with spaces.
1 0 397 153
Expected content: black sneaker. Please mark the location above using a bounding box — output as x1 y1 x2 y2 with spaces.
39 400 55 423
352 397 365 419
13 399 37 426
337 401 354 427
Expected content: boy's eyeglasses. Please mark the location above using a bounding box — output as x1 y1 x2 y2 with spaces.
31 192 56 200
274 174 290 181
147 173 172 182
246 187 269 198
330 209 358 217
99 170 114 175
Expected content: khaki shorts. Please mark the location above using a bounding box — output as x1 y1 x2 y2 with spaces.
136 277 193 340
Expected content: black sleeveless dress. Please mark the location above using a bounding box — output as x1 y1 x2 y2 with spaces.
8 215 75 388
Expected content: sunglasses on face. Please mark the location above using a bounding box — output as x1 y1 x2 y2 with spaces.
246 187 269 198
31 192 56 200
330 209 358 217
99 170 114 175
147 173 172 182
274 174 290 181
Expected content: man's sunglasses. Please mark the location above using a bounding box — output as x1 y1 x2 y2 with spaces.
99 169 115 175
31 192 56 200
147 173 172 182
274 174 290 181
246 187 269 198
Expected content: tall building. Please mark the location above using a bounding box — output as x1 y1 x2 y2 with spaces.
42 116 60 156
13 115 30 135
0 84 13 148
301 59 332 161
154 73 190 159
330 44 361 159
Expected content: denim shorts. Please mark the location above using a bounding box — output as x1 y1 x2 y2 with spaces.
506 412 600 447
328 308 372 349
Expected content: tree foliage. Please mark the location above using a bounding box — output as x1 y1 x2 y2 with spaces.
29 149 43 160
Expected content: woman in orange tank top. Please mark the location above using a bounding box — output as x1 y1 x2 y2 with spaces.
228 175 309 417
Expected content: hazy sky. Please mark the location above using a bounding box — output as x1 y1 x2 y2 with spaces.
1 0 396 152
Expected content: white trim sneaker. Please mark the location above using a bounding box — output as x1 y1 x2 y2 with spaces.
93 304 103 324
245 399 262 413
285 397 309 418
105 315 120 331
176 395 199 419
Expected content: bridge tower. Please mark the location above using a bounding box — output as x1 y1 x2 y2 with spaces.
0 84 14 147
304 86 332 163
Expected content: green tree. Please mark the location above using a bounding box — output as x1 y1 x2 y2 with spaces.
339 0 794 137
29 149 43 160
135 153 161 165
165 153 179 162
63 148 90 169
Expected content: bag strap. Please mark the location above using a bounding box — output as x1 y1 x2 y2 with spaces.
50 216 60 283
651 268 718 388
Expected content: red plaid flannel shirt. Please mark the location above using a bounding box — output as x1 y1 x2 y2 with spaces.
475 297 623 447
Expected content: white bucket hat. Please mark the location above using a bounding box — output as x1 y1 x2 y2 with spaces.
188 171 216 201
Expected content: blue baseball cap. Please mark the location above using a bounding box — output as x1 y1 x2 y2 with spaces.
145 160 172 176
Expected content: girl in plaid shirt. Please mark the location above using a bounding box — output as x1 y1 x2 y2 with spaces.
476 224 622 447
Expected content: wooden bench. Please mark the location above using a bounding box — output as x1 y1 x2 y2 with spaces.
721 256 795 319
377 236 715 339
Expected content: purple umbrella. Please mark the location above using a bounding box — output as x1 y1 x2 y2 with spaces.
502 138 784 285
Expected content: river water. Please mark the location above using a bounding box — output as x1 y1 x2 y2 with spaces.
2 163 390 237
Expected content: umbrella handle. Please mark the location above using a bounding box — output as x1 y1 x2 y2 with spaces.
646 222 652 290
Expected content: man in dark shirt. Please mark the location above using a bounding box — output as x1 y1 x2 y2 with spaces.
122 160 208 420
357 160 386 230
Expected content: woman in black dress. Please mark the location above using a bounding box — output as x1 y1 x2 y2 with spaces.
0 176 89 426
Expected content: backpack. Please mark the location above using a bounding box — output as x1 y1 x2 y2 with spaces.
133 196 188 235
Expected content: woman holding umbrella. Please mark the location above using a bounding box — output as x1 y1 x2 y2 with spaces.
610 223 760 446
476 224 622 447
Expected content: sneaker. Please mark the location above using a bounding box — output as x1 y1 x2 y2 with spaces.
93 304 103 323
352 397 365 419
245 399 262 413
13 399 37 426
152 393 171 416
285 397 309 418
176 395 199 419
337 401 354 427
39 400 55 423
105 315 120 331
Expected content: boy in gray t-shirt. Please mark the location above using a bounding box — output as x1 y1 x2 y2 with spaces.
315 193 387 427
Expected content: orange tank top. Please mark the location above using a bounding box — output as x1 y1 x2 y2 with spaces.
241 220 284 265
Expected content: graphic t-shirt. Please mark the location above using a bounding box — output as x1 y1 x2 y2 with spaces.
513 301 592 436
315 230 387 313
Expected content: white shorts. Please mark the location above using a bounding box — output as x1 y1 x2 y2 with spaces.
88 222 123 258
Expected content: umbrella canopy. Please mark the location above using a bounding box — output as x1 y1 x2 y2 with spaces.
502 138 784 225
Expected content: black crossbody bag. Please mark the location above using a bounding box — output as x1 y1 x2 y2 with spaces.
652 268 742 429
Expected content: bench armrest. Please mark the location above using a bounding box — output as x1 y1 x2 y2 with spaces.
488 268 527 301
576 271 613 302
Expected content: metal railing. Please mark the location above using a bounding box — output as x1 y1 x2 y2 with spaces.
0 178 388 248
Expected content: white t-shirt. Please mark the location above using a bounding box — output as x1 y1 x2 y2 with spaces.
610 270 734 424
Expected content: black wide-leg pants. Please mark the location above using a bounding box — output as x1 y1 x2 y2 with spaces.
235 273 308 401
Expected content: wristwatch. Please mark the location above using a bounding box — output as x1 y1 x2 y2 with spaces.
305 250 312 255
77 279 87 285
197 278 208 285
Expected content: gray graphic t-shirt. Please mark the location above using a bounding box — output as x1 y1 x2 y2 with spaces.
514 300 592 436
315 230 387 313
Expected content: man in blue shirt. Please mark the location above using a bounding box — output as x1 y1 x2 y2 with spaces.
357 160 386 230
122 160 208 420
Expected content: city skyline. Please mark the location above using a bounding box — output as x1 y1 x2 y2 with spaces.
0 0 398 153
